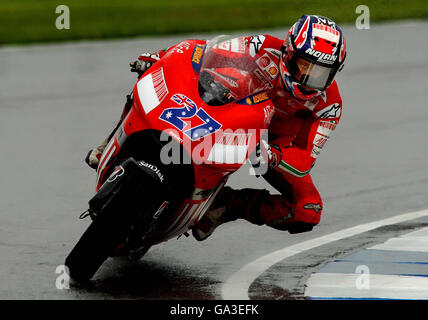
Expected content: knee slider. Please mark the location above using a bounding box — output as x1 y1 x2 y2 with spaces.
287 221 316 234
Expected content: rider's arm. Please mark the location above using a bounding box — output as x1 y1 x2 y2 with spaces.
129 48 169 77
130 41 198 76
275 89 342 178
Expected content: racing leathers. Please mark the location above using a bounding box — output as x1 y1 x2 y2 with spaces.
186 35 343 236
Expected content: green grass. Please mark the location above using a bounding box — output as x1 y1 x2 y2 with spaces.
1 0 427 45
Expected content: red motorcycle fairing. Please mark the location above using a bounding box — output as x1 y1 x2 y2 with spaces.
95 39 274 241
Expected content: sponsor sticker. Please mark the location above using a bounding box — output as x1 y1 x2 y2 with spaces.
264 48 282 59
268 65 278 77
310 120 336 158
216 38 246 54
217 40 230 51
313 133 328 148
238 91 269 105
304 97 320 111
230 37 246 54
107 166 124 182
253 68 268 83
192 44 205 64
317 120 336 136
305 48 337 64
256 54 279 79
171 41 191 54
263 104 275 126
138 161 165 182
257 55 270 68
253 91 269 103
191 44 205 73
310 145 322 159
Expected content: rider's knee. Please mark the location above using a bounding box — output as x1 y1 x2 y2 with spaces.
295 197 323 222
287 195 323 233
233 186 324 234
267 192 323 234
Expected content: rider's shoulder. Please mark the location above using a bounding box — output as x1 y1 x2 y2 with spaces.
248 34 283 50
262 34 283 47
325 80 342 105
311 81 343 120
243 34 282 60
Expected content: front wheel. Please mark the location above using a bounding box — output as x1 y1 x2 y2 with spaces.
64 209 119 282
65 158 167 282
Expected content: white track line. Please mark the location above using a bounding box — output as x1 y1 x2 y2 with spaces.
221 209 428 300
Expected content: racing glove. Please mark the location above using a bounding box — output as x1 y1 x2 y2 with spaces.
260 140 282 169
251 140 282 176
130 52 160 77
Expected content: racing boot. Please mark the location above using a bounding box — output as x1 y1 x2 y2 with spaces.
192 205 236 241
85 137 108 170
192 187 270 241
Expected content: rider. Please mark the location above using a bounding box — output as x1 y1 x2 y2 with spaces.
86 14 346 239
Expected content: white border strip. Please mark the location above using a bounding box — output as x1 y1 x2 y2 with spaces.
221 209 428 300
96 142 116 186
305 273 428 300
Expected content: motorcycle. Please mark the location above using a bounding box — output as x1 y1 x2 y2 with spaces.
65 35 276 281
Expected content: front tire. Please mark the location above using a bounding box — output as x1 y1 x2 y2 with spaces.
65 158 167 282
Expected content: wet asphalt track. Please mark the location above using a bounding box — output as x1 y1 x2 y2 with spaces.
0 21 428 300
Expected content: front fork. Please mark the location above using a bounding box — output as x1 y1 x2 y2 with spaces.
106 91 134 143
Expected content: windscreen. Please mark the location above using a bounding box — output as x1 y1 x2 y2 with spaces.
198 35 271 106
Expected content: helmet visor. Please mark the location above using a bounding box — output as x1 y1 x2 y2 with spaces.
289 57 333 90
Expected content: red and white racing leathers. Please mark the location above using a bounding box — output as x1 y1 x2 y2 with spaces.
140 34 343 234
